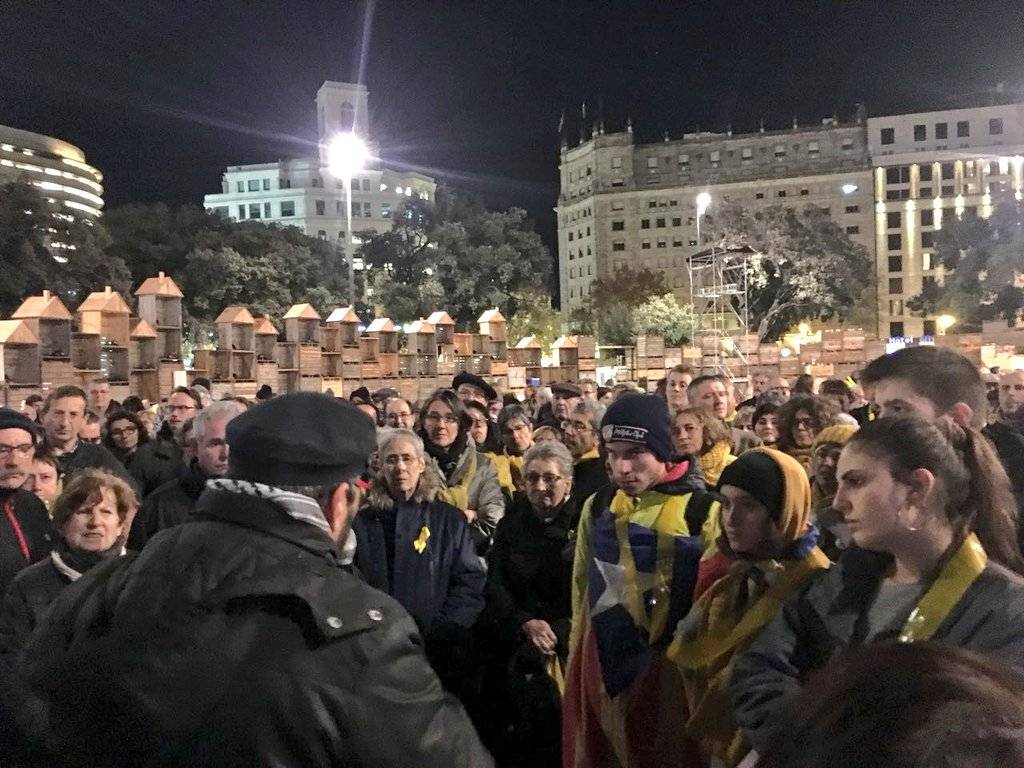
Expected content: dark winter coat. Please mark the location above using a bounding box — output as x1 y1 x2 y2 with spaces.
56 441 135 491
126 461 207 549
9 486 492 767
485 492 574 659
127 437 183 498
983 421 1024 520
730 545 1024 753
567 454 608 528
0 489 51 594
354 489 486 642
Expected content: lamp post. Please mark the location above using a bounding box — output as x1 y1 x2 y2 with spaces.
695 191 712 246
936 314 957 336
327 132 369 305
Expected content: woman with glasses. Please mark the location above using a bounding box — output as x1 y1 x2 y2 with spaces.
353 428 485 694
491 405 535 496
416 389 505 555
673 406 737 487
482 441 576 765
0 469 136 658
775 395 836 471
102 410 151 472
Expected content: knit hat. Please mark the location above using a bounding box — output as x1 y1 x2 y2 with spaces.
0 408 39 444
600 393 674 461
718 450 786 523
813 423 858 449
227 392 377 486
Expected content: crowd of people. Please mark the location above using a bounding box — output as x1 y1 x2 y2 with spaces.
1 348 1024 766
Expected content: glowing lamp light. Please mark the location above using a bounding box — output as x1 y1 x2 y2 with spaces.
695 191 712 217
326 133 369 179
936 314 957 335
841 183 859 194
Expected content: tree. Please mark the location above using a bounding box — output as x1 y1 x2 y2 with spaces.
704 203 872 341
569 265 668 345
632 293 696 346
505 289 562 350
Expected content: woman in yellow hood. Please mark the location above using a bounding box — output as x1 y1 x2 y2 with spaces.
668 448 830 767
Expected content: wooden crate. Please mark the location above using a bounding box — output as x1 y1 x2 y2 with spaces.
256 361 278 386
299 376 322 392
842 329 865 351
578 358 596 372
758 345 780 364
299 346 321 374
577 336 597 358
321 378 343 395
489 360 508 376
635 335 664 358
342 346 362 363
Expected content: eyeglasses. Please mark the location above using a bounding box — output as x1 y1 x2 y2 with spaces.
524 472 565 486
109 426 138 438
469 417 489 428
793 417 816 428
0 443 33 457
424 412 459 425
386 413 413 424
561 420 593 433
81 437 102 445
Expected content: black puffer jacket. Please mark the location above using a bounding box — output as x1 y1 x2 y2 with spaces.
126 462 208 549
0 489 51 594
127 437 183 498
11 487 493 767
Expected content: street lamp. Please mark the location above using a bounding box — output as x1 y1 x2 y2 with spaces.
327 132 370 305
695 191 712 246
936 314 957 335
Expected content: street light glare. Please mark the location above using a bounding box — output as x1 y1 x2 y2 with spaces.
695 191 712 216
841 183 859 194
327 132 369 178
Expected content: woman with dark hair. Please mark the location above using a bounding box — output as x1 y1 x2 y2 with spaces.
761 643 1024 768
793 373 815 395
0 469 136 657
672 406 736 486
417 389 505 554
492 404 534 496
464 400 503 455
668 448 829 767
102 409 151 471
119 395 146 414
731 416 1024 760
751 402 780 447
775 395 835 470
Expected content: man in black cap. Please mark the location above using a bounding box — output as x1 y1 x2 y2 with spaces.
0 409 51 592
535 381 582 431
13 392 492 767
453 371 497 405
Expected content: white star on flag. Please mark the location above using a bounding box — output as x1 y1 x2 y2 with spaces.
591 558 660 617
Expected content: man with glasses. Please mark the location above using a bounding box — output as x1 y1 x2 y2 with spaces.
78 411 103 445
561 400 608 525
0 408 52 591
384 397 416 429
130 387 202 496
40 386 132 487
88 377 120 418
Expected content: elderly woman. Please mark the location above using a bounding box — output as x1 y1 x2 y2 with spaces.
0 469 136 657
483 440 576 765
354 427 486 690
775 394 836 470
491 404 534 495
102 409 150 471
416 389 505 554
673 406 736 487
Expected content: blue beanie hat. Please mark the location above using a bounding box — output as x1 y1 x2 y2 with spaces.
600 393 675 462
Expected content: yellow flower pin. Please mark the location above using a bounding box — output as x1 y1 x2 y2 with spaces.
413 526 431 554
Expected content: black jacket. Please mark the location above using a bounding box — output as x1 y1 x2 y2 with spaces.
568 455 608 528
983 421 1024 518
484 492 574 659
127 462 207 549
128 438 183 498
56 442 135 491
0 490 51 594
10 486 492 767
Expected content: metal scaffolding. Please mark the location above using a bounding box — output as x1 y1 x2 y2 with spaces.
687 244 756 377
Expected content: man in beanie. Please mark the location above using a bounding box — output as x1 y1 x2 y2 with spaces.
12 393 492 767
0 408 51 592
563 393 720 768
809 423 857 559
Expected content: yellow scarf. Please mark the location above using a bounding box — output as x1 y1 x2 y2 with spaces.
488 452 525 494
436 450 477 511
699 441 735 487
899 532 988 642
578 447 600 462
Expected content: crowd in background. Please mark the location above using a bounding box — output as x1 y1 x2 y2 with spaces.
2 348 1024 766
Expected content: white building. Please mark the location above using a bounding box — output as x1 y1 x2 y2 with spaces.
0 124 104 220
203 81 436 266
867 104 1024 338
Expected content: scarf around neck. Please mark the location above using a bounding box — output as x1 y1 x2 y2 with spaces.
420 428 469 482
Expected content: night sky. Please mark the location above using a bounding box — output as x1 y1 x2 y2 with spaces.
3 0 1024 248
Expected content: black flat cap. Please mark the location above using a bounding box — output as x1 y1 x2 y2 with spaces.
551 381 583 398
227 392 376 486
349 386 372 404
453 371 497 402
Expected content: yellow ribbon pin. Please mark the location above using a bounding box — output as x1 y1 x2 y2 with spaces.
413 526 431 554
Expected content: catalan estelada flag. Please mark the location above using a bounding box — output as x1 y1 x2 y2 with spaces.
563 487 707 768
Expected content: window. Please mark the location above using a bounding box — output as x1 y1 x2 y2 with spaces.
640 219 650 229
890 301 904 317
941 185 955 196
336 200 344 215
315 200 325 216
263 202 271 218
889 278 903 294
646 157 658 169
672 239 683 247
755 192 764 199
587 265 592 276
800 189 809 196
914 124 926 142
611 220 624 231
648 200 658 209
845 205 860 213
842 138 855 150
957 120 970 137
611 200 624 211
657 239 667 248
922 252 932 271
921 231 935 248
280 200 295 217
923 275 938 291
611 157 622 170
888 255 903 272
612 242 625 251
313 176 324 188
237 204 245 219
808 141 820 155
672 217 681 227
262 178 271 191
919 164 933 182
846 225 860 235
920 187 932 198
678 153 689 166
641 240 651 250
243 180 254 192
317 230 327 240
887 212 901 229
249 203 261 219
922 319 936 337
941 162 955 180
774 144 786 158
880 127 895 145
742 147 753 160
586 226 591 235
886 167 901 184
989 118 1004 135
935 123 948 140
887 233 902 250
656 218 666 228
586 167 592 176
568 232 574 241
362 202 371 217
669 199 679 206
890 321 905 337
777 190 786 198
921 209 934 227
361 178 371 191
279 178 291 189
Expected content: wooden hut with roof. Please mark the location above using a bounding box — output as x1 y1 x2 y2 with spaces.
0 320 41 389
12 290 72 359
364 317 399 378
134 272 184 361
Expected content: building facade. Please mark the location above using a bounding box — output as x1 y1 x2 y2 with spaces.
0 124 104 220
203 81 435 269
557 120 874 330
867 104 1024 338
